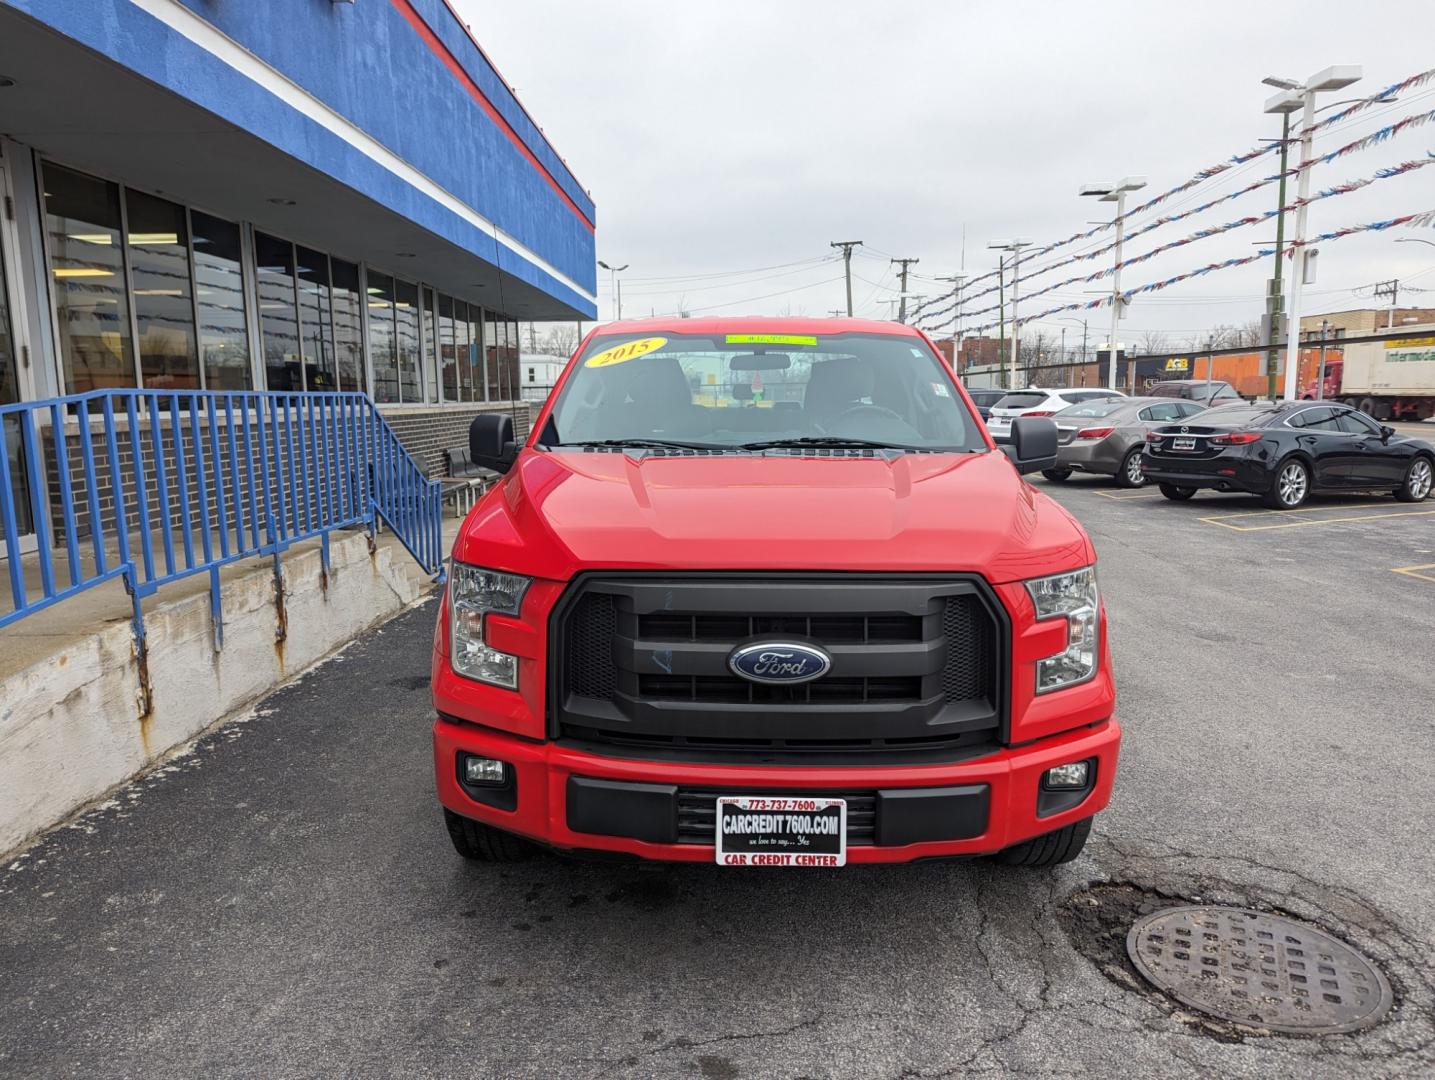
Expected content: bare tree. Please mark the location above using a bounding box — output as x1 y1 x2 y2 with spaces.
1236 319 1264 347
539 323 580 358
1135 330 1169 356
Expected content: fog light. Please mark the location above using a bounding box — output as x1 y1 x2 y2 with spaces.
463 756 508 786
1044 761 1090 789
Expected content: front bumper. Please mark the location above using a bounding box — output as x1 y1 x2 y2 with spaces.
433 717 1121 863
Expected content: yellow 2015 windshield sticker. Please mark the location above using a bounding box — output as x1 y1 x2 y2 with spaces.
725 333 818 346
585 336 668 368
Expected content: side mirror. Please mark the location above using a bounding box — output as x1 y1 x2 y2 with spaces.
1002 416 1059 474
469 412 518 474
1380 425 1395 442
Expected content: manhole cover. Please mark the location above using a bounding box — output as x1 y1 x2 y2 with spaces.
1127 905 1392 1035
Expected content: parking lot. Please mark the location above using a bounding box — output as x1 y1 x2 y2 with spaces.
2 472 1434 1079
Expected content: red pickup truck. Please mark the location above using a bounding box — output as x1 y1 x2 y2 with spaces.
432 318 1119 868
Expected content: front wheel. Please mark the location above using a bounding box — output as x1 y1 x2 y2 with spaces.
1115 447 1146 489
1395 456 1433 503
444 809 535 862
992 817 1092 867
1042 468 1073 482
1159 483 1196 501
1261 457 1310 509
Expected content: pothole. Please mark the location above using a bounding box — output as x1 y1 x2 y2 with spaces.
1059 881 1399 1041
1128 905 1392 1035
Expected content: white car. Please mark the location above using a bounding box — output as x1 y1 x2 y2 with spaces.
985 387 1127 442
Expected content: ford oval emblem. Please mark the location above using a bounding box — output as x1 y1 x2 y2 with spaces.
728 641 832 685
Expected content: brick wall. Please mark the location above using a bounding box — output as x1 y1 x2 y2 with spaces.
382 402 532 478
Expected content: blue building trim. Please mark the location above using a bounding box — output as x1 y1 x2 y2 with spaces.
3 0 596 308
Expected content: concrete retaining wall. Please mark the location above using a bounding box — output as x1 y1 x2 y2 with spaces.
0 530 435 856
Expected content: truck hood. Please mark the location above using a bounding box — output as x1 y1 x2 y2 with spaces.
453 449 1094 584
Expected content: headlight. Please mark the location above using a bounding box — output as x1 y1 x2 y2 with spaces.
449 562 531 689
1024 566 1099 694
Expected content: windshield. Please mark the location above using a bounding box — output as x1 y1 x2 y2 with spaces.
1055 400 1127 420
540 331 983 451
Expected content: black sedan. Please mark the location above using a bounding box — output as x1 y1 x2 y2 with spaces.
1142 401 1434 509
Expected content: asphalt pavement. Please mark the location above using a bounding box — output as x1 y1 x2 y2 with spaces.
3 476 1434 1079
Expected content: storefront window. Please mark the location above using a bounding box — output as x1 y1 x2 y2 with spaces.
505 318 520 401
296 246 336 391
367 271 398 403
125 190 198 390
439 293 457 402
470 307 487 401
191 211 249 391
330 258 363 393
423 287 439 402
394 279 420 402
484 310 499 402
453 300 471 402
43 163 135 392
255 232 300 391
0 234 31 538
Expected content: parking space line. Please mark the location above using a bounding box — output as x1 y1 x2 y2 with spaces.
1201 502 1394 522
1093 490 1163 501
1200 508 1435 532
1392 563 1435 584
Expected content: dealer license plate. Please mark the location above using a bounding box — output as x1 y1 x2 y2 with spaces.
715 796 847 867
1172 436 1197 451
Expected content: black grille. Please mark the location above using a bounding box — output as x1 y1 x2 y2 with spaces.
942 596 990 702
552 576 1006 759
567 593 617 700
675 789 876 845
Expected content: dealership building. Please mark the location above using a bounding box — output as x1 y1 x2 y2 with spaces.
0 0 596 482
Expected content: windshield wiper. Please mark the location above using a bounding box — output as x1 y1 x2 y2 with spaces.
558 438 730 451
739 436 926 451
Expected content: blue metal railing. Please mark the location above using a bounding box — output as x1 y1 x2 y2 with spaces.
0 389 444 641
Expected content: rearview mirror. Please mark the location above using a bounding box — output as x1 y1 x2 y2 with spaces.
469 412 517 474
729 352 791 370
1381 425 1395 441
1001 416 1059 474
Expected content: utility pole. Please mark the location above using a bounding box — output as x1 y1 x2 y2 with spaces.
996 257 1007 387
827 309 845 318
891 257 920 322
830 240 863 316
1373 279 1400 327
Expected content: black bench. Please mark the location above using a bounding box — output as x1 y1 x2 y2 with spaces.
442 447 492 516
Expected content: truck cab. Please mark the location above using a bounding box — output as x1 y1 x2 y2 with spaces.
432 318 1119 868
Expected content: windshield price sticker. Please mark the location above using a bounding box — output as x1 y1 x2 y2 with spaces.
584 336 668 368
724 333 818 347
715 796 846 867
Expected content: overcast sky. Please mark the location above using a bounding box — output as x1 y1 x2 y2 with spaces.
461 0 1435 349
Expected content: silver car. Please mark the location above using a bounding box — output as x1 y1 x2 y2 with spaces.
1044 397 1208 487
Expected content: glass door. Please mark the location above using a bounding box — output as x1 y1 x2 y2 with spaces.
0 151 36 554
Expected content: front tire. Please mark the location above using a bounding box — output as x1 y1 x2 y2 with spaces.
1395 455 1434 503
444 809 535 862
1042 468 1073 482
1261 456 1310 509
1159 483 1196 501
1115 447 1146 489
992 817 1092 867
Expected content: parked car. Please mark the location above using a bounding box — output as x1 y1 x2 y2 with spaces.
985 387 1126 442
1044 397 1209 487
1143 401 1434 509
964 387 1007 421
434 317 1119 869
1146 379 1243 405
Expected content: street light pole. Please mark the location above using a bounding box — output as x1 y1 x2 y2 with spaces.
597 260 628 321
1267 66 1363 400
989 240 1032 390
1080 177 1147 391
